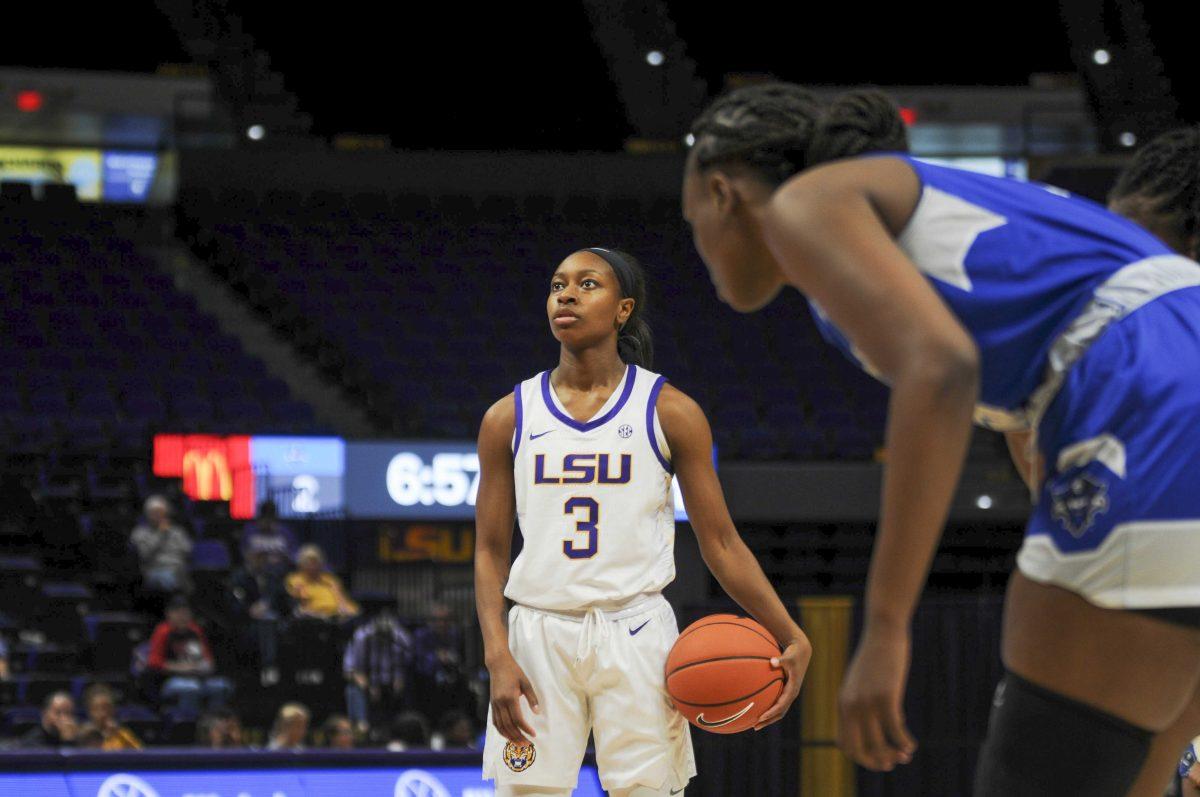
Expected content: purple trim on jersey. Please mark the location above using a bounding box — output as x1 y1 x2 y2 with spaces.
512 383 524 456
540 364 637 432
646 375 672 474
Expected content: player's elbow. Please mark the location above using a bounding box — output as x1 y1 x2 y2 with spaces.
473 529 511 569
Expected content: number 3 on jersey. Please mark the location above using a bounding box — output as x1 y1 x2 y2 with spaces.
563 497 599 559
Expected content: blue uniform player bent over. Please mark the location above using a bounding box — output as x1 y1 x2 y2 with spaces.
680 83 1200 796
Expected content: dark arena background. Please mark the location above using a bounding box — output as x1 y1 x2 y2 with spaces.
0 2 1196 796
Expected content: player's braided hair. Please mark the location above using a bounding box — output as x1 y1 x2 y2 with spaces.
582 248 654 369
1109 127 1200 253
689 82 910 186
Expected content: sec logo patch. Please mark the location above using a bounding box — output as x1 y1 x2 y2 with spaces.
503 740 537 772
618 424 633 438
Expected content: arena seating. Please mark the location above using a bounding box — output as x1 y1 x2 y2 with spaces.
0 205 324 472
180 188 891 460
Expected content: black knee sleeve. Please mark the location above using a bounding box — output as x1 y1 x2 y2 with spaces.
974 672 1153 797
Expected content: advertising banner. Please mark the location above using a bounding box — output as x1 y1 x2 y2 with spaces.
0 766 605 797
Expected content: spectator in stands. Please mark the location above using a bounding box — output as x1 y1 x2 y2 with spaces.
434 710 476 750
286 545 359 620
131 495 193 594
285 545 359 684
229 548 291 686
343 610 413 735
322 715 355 750
148 596 233 714
196 708 244 749
82 684 141 750
386 711 430 752
268 703 310 751
0 636 11 708
241 500 298 576
411 602 471 720
19 692 77 747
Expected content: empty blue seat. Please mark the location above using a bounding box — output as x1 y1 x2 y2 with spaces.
191 540 231 571
122 394 168 422
28 389 70 415
74 392 119 416
13 641 78 674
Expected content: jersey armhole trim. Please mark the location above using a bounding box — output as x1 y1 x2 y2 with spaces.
646 375 672 474
512 383 524 456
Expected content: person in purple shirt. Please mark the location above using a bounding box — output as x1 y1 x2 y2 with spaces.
240 500 298 575
343 610 413 735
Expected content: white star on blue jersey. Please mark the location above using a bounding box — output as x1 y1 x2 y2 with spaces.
897 186 1008 292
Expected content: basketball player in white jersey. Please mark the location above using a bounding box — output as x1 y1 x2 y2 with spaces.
475 247 811 796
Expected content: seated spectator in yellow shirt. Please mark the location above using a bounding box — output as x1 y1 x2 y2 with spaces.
83 684 142 750
287 545 359 620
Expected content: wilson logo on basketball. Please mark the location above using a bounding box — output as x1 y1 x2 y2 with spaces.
696 702 755 728
503 740 537 772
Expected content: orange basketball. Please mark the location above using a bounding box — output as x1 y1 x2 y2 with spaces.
665 614 783 734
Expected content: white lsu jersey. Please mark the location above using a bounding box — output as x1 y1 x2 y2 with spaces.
505 363 676 611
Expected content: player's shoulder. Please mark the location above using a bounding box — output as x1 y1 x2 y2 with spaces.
485 391 517 416
769 154 921 237
778 152 918 197
481 392 517 434
654 382 706 426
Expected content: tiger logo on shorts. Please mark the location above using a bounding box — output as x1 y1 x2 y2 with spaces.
503 740 537 772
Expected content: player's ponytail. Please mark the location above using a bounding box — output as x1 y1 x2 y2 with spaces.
582 247 654 369
688 82 909 185
618 314 653 370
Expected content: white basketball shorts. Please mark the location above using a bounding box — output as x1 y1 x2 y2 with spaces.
482 594 697 792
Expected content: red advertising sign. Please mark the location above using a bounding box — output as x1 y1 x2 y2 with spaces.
152 434 255 519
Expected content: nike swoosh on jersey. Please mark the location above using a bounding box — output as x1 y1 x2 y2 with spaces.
628 620 650 636
696 702 754 728
528 430 554 440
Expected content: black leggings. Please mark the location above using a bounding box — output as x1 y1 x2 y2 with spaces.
974 672 1153 797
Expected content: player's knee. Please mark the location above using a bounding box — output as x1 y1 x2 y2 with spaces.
974 671 1153 797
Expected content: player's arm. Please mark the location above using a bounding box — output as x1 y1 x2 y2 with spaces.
763 157 979 770
657 384 811 730
473 394 539 743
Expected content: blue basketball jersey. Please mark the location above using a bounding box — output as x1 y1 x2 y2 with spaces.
808 154 1177 430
